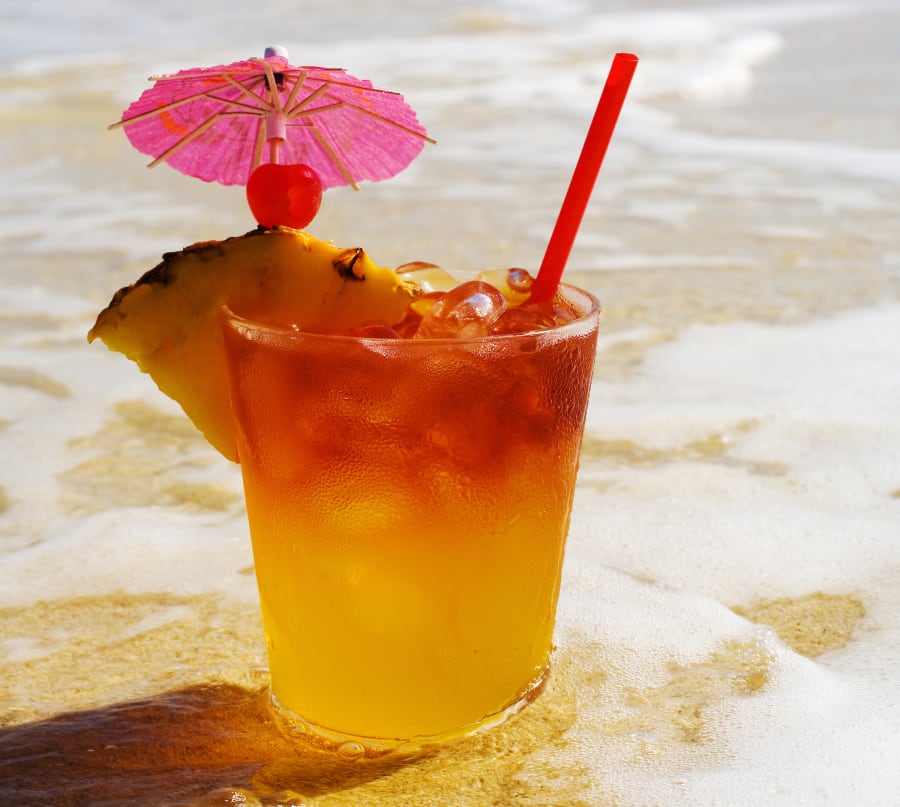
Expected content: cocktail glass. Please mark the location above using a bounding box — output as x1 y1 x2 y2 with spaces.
219 283 600 751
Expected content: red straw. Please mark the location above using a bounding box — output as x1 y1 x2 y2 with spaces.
529 53 638 303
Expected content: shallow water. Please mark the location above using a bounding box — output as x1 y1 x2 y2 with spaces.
2 0 899 804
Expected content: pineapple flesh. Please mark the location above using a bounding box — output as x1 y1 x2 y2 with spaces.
89 227 416 461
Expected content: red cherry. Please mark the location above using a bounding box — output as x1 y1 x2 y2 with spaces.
246 163 323 229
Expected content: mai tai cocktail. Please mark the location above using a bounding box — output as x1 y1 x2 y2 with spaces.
88 228 599 747
219 282 599 745
92 46 634 750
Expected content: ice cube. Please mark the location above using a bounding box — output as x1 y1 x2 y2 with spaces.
489 301 557 335
413 280 508 339
506 268 535 295
396 261 459 293
475 267 535 305
408 291 445 319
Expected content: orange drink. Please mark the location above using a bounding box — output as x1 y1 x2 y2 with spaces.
219 283 599 747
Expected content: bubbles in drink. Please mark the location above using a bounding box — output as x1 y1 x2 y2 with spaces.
414 280 508 339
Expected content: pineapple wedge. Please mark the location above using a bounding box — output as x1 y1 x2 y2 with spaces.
89 227 416 461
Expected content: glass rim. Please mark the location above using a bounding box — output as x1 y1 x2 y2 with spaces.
219 282 601 346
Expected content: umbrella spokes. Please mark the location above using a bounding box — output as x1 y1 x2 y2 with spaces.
222 72 270 107
308 126 359 189
290 99 438 144
147 110 261 169
288 78 330 114
253 57 286 115
145 114 225 168
283 68 310 111
109 84 269 131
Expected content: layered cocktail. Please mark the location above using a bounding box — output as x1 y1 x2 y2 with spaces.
89 229 598 747
220 281 598 744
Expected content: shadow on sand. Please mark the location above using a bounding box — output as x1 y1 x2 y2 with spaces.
0 683 432 807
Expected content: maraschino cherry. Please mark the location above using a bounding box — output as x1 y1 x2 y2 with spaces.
246 163 323 229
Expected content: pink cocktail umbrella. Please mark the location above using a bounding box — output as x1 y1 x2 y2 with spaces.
110 46 434 190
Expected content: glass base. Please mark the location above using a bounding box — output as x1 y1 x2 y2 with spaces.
269 665 550 757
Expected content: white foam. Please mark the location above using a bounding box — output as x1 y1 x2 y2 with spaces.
631 124 900 183
553 558 900 804
554 304 900 804
2 0 899 802
0 507 256 608
582 305 900 596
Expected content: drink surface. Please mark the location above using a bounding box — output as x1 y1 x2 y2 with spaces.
221 284 600 741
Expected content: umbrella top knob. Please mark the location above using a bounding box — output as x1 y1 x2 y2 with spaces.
264 45 288 59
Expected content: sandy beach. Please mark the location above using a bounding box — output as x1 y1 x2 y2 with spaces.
1 1 899 804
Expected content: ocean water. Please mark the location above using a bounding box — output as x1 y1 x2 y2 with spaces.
2 1 899 805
